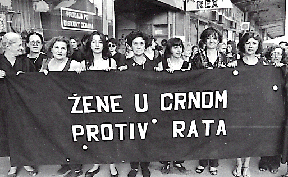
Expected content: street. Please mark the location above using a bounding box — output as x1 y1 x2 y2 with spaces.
0 157 286 177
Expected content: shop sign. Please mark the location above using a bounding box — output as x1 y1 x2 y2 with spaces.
186 0 233 11
61 7 96 31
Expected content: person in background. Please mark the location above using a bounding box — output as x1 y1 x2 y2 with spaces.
232 32 266 177
0 32 6 54
24 32 46 71
160 39 168 56
117 39 126 56
226 40 238 67
0 32 38 177
191 45 199 59
70 36 84 62
218 42 227 55
108 38 127 71
279 41 287 49
83 31 119 177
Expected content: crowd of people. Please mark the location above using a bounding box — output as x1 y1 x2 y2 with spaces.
0 27 288 177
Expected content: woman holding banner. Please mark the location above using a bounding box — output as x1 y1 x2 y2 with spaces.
192 27 234 176
0 32 38 177
83 31 120 177
232 32 266 177
161 37 190 74
40 36 83 177
124 30 162 177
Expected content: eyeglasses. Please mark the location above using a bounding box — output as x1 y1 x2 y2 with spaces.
109 43 116 47
29 41 42 46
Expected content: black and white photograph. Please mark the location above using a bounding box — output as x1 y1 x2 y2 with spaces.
0 0 287 176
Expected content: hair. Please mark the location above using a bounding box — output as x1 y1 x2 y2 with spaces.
226 40 237 54
1 32 22 52
198 39 205 49
279 41 287 45
125 31 149 49
108 38 118 45
164 38 184 59
84 31 110 67
45 36 73 58
26 32 44 53
161 39 168 47
265 46 286 62
238 32 263 54
200 27 222 44
192 45 199 51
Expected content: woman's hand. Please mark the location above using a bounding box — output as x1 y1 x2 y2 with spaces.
118 65 128 71
274 62 285 67
0 70 6 78
227 61 237 68
154 66 163 72
166 68 174 74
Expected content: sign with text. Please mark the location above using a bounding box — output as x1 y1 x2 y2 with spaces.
60 7 96 31
4 66 286 166
186 0 233 11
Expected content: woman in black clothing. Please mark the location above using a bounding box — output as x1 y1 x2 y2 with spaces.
70 36 85 62
25 32 46 71
125 31 162 177
193 27 227 176
226 40 238 67
161 38 190 74
0 32 37 177
108 38 127 71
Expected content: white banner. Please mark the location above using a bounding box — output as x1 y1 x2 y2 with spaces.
186 0 233 11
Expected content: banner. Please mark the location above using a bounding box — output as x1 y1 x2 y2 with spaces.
5 65 286 166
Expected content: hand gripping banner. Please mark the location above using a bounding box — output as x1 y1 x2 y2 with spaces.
4 65 286 166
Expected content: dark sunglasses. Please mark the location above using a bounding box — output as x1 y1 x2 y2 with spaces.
109 44 116 47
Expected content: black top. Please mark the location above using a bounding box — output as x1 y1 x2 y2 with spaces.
162 57 190 70
0 54 36 75
71 49 84 62
111 52 126 67
28 52 47 71
41 58 72 71
126 54 160 71
191 50 227 70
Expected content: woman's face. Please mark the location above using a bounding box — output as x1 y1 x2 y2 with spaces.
271 48 282 63
244 38 259 55
7 37 23 56
227 44 232 53
27 34 43 54
117 45 126 55
70 39 78 49
51 41 68 60
183 48 192 57
171 45 182 58
132 37 145 56
193 47 199 54
206 34 219 49
91 35 103 54
108 42 116 53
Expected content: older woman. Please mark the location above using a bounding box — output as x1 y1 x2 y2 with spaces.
40 36 83 73
0 32 37 177
40 36 83 177
232 32 266 177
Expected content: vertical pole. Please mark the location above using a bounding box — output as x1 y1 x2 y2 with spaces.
112 0 116 38
286 0 288 36
103 0 108 35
